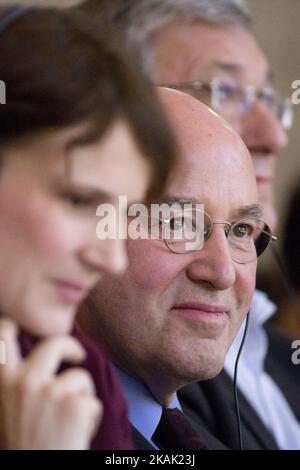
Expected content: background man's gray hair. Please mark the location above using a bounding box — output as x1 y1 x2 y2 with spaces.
80 0 252 75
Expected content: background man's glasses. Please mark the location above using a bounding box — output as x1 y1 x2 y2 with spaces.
151 208 276 264
161 77 294 130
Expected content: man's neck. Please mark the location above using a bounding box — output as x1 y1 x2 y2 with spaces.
116 361 181 407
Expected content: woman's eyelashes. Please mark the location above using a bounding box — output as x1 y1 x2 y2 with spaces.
64 191 98 208
59 186 108 211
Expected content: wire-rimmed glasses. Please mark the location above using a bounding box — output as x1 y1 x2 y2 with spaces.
161 77 294 130
153 207 276 264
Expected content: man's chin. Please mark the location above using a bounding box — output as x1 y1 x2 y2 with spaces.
192 350 227 381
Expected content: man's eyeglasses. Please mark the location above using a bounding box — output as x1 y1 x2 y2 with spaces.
162 77 294 130
150 208 276 264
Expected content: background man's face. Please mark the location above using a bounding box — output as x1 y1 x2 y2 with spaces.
151 21 288 229
90 103 258 390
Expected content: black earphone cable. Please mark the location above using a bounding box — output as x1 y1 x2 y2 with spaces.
233 311 250 450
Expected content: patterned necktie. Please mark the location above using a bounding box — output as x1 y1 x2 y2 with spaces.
152 407 208 450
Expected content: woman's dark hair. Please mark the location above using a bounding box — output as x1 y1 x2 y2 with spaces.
283 181 300 290
0 5 176 198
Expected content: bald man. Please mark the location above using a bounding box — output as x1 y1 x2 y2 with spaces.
78 0 300 450
79 89 272 450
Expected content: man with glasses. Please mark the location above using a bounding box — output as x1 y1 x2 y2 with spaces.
78 88 269 449
80 0 300 450
80 0 291 230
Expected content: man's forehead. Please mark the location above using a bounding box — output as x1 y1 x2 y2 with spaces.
188 31 269 85
157 88 256 204
208 60 272 83
154 21 270 86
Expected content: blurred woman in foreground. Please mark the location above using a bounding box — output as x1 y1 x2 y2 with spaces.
0 5 175 449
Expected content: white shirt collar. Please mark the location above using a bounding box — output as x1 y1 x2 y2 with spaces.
248 289 277 330
225 289 276 374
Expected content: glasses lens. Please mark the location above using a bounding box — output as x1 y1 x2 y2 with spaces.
257 88 294 130
163 209 209 254
229 218 272 263
211 78 250 116
254 222 273 257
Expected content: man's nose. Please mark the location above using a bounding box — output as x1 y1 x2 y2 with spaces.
242 100 288 155
187 227 236 290
79 238 128 276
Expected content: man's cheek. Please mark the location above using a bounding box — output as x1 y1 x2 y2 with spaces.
241 264 256 295
128 240 184 288
133 261 177 290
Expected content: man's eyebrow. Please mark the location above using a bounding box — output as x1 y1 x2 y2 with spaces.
212 61 273 84
234 204 263 219
156 199 263 218
212 61 243 76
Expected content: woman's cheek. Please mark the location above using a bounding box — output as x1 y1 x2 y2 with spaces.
14 197 76 260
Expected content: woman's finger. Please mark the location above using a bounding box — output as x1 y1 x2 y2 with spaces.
22 336 86 383
0 319 21 376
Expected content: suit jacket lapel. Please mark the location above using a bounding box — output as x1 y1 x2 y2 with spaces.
131 426 156 450
181 404 228 449
218 372 279 449
265 324 300 421
180 372 279 450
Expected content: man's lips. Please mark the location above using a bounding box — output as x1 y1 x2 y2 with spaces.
53 280 90 305
174 302 227 313
171 302 228 325
256 175 273 184
251 153 275 185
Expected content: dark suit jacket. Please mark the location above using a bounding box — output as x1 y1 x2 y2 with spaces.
179 324 300 450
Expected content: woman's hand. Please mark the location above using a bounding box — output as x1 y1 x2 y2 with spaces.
0 319 102 450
